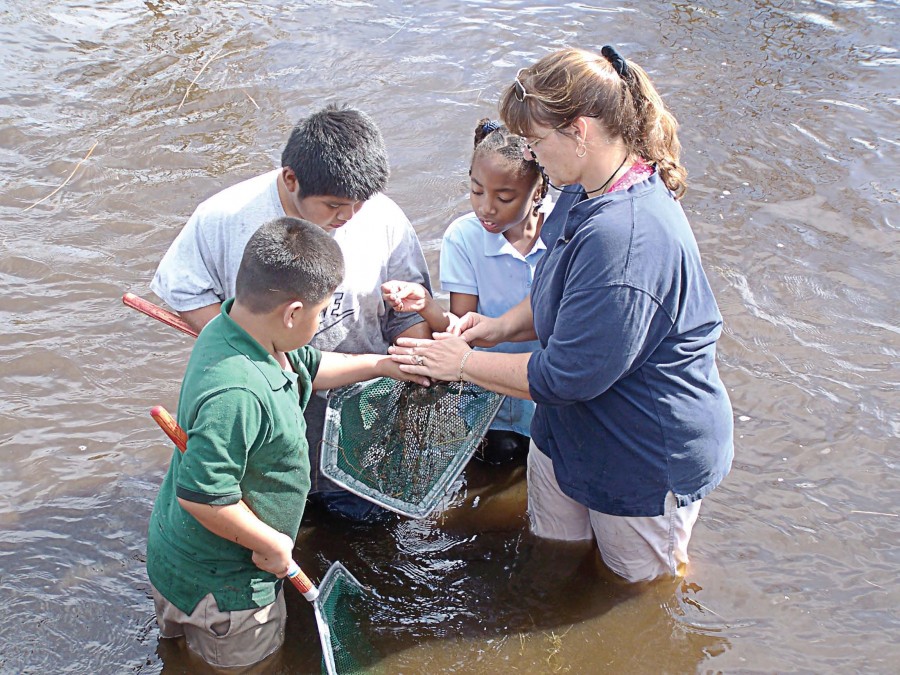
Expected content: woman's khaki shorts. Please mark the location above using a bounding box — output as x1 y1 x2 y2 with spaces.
151 583 286 669
527 442 702 583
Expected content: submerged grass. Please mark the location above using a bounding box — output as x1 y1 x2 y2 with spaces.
24 141 98 212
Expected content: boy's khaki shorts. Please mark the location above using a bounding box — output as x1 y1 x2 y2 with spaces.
526 442 702 583
151 583 286 669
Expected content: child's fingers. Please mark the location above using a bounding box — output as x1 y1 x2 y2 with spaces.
382 288 409 311
393 337 430 349
444 312 462 334
390 288 411 302
397 363 431 385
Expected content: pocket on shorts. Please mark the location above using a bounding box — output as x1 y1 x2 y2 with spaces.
202 594 233 638
209 614 231 638
211 600 276 640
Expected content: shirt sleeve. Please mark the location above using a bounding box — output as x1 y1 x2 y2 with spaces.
150 207 226 311
175 388 268 504
288 346 323 410
383 217 432 341
528 284 674 406
439 223 478 295
292 345 322 381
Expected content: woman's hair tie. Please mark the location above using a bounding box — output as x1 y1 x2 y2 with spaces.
601 45 630 79
481 120 501 135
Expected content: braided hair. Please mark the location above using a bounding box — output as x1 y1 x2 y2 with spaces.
471 118 549 212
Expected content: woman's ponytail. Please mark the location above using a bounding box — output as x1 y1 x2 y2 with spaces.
623 62 687 199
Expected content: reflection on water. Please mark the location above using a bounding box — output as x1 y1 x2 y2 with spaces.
1 0 897 673
279 461 731 674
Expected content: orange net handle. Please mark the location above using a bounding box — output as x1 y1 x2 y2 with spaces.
123 293 198 338
149 405 319 602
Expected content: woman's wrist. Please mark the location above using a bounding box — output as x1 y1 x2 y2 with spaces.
457 348 473 382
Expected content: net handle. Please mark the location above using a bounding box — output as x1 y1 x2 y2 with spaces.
124 292 199 338
150 405 320 602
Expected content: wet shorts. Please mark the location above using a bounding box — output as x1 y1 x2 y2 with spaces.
526 442 702 582
151 583 286 669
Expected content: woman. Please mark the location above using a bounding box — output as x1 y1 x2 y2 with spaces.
391 46 733 583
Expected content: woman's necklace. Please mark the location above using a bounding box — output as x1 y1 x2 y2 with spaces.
583 154 629 195
548 154 629 195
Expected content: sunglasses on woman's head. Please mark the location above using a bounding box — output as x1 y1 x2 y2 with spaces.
513 68 532 102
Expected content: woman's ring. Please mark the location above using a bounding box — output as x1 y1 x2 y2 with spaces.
414 355 424 366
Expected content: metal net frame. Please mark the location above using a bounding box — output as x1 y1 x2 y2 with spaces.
314 562 380 675
321 378 505 518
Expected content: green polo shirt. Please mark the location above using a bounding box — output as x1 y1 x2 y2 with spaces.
147 299 320 614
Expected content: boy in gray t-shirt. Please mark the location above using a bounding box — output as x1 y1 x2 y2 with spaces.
151 104 432 522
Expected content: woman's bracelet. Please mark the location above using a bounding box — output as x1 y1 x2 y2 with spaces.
457 348 473 382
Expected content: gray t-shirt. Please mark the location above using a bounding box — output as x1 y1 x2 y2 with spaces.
151 168 432 493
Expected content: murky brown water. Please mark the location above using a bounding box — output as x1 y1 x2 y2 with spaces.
1 1 898 673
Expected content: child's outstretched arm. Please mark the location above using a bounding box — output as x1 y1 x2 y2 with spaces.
177 498 295 578
381 280 457 334
314 352 431 390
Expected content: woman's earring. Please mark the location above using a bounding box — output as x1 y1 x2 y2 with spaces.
575 143 587 158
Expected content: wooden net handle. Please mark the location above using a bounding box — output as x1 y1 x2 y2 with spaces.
149 405 319 601
123 293 198 338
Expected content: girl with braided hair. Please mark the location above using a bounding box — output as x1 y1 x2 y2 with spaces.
390 47 733 583
382 118 551 464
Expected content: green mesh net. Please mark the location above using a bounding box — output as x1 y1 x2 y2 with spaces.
315 562 380 675
321 378 505 518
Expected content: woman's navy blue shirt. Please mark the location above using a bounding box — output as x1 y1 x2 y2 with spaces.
527 172 733 517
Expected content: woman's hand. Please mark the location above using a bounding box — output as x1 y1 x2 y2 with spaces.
378 356 432 387
251 532 295 578
445 312 503 347
390 336 472 382
381 280 431 313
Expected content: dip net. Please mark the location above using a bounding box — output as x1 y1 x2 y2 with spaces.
149 405 382 675
314 562 381 675
321 378 505 518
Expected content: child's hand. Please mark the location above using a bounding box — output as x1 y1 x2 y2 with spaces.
381 280 431 313
251 532 295 578
446 311 500 347
380 355 432 387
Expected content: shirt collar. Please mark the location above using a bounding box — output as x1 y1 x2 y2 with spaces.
560 171 661 243
480 199 551 259
218 298 297 390
481 230 539 258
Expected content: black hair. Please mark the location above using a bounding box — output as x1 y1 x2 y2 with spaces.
471 118 549 207
235 217 344 314
280 104 389 200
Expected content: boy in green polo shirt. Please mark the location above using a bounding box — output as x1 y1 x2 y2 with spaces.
146 216 428 669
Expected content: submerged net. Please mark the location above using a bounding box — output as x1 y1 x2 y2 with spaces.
321 378 505 518
315 562 380 675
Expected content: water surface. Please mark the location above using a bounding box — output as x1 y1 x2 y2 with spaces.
1 0 897 672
